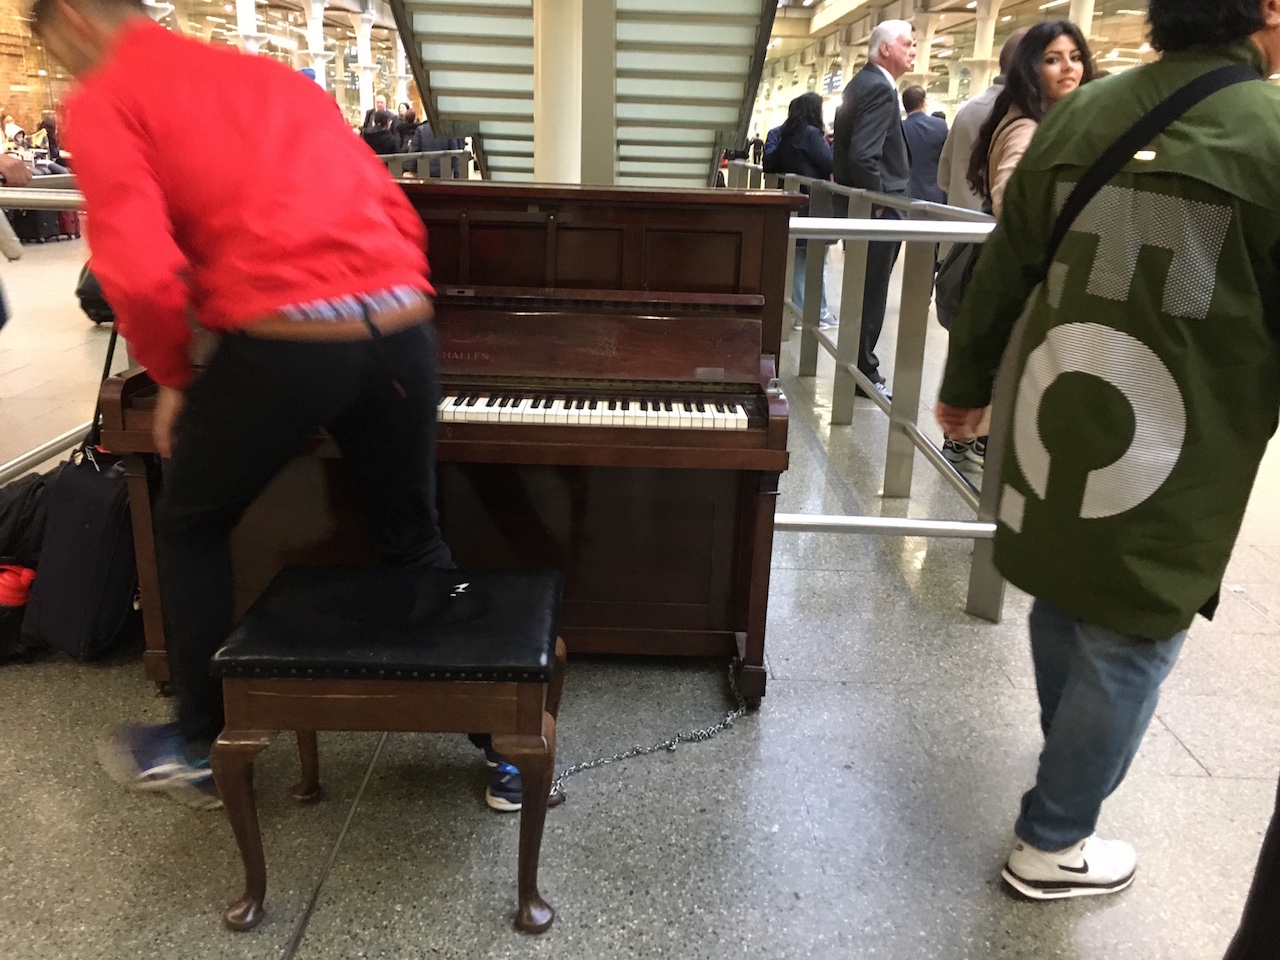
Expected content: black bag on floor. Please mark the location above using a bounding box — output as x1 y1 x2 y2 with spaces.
8 208 62 243
75 263 114 325
0 467 59 566
19 324 139 659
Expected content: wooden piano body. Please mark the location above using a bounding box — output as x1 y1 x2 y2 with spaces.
99 182 801 704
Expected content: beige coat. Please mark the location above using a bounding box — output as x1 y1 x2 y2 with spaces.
987 107 1038 219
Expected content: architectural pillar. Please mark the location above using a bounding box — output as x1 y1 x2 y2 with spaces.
1069 0 1096 35
236 0 268 54
580 0 615 185
906 13 943 89
393 33 412 106
304 0 333 90
961 0 1002 97
355 10 378 117
533 0 583 183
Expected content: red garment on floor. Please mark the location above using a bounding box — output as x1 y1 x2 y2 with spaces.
0 565 36 608
64 19 432 390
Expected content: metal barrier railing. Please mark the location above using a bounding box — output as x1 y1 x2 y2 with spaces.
376 149 472 180
724 160 1006 622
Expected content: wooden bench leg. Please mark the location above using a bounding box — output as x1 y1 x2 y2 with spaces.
211 730 277 932
493 712 557 934
547 638 567 721
292 730 323 803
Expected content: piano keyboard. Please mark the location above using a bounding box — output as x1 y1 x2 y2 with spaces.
438 394 751 430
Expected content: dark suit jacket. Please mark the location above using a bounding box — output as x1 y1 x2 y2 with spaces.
902 111 949 204
833 64 910 198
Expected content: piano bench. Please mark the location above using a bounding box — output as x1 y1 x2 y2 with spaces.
207 565 567 935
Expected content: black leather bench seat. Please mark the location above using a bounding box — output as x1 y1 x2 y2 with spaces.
211 566 563 682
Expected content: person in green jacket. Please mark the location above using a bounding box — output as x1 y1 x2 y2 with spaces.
937 0 1280 901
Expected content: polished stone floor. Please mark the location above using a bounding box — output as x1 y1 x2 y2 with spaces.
0 240 1277 959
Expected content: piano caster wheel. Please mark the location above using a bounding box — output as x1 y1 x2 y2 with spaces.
156 680 173 697
744 696 762 711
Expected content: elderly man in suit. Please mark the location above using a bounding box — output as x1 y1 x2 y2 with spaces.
902 85 948 204
833 19 916 401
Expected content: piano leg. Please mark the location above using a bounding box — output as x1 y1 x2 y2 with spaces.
124 454 171 689
735 472 781 710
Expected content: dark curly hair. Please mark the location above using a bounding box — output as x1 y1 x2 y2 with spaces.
1148 0 1266 52
967 20 1095 203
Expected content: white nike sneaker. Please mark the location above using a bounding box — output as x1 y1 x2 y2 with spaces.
1002 835 1137 900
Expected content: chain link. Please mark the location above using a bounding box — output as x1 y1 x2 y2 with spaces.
550 660 748 801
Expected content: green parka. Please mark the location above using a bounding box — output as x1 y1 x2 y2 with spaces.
940 42 1280 640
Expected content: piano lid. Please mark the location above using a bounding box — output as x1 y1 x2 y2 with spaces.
401 181 806 364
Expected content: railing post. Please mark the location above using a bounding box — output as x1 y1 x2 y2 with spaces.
749 166 762 190
781 174 799 343
882 240 935 499
797 184 833 378
830 191 873 425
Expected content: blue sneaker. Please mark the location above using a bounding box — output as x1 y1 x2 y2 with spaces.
486 761 522 812
98 723 222 810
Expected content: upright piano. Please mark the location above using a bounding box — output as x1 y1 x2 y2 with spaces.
99 182 803 705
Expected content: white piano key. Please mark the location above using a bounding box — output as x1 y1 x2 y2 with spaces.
623 400 642 427
731 404 749 430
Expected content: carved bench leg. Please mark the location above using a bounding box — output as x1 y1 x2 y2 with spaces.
211 730 278 932
547 638 567 721
292 730 323 803
493 713 557 934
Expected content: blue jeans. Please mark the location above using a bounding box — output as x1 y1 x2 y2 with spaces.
1015 599 1187 852
792 240 831 323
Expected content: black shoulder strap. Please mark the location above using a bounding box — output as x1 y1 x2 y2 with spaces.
84 322 120 452
1046 62 1258 264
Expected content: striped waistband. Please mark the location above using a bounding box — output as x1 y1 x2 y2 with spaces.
278 285 427 324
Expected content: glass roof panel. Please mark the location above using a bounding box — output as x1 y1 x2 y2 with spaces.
619 143 716 159
617 50 751 75
616 102 739 124
615 125 717 144
421 42 535 67
438 95 534 117
619 0 759 12
430 71 535 94
617 21 757 47
617 77 743 101
412 12 534 39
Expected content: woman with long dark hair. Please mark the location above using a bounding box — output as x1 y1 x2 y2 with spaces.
967 20 1096 218
763 92 835 329
943 20 1095 471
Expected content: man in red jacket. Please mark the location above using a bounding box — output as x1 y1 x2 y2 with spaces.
30 0 525 813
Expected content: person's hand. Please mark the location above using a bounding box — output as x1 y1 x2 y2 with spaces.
935 401 985 441
153 386 186 459
0 154 32 187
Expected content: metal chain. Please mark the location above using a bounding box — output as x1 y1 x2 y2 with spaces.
550 660 748 801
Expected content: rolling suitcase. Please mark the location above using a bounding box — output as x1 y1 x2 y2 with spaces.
57 209 79 239
9 208 61 243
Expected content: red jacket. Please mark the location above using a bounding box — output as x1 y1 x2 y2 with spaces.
65 20 432 389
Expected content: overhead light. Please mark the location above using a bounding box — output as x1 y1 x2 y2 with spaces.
1039 0 1070 7
966 1 976 7
1001 15 1012 21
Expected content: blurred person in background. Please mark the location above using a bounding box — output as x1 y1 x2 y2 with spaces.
937 0 1280 901
362 109 401 156
938 28 1029 212
902 85 948 204
763 92 836 331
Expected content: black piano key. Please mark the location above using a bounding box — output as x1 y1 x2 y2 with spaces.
716 402 727 414
465 395 479 407
695 402 706 413
485 396 499 407
664 401 674 413
588 399 598 410
609 400 618 411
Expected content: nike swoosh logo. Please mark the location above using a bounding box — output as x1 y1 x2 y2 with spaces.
1058 862 1090 875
